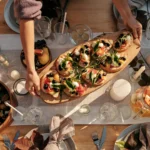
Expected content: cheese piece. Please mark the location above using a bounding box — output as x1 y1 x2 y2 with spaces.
99 43 104 48
58 57 64 64
82 53 89 61
75 50 80 55
126 35 131 41
49 82 53 88
110 79 131 101
72 81 79 87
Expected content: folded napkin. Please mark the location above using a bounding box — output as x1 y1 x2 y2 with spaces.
117 0 147 30
44 115 75 150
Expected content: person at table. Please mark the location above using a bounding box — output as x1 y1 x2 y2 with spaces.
14 0 142 96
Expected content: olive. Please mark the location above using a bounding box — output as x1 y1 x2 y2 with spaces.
93 53 98 57
118 62 121 66
85 50 90 55
71 91 76 94
120 57 126 61
84 45 89 48
75 92 79 95
82 69 87 73
101 63 106 67
115 42 120 48
58 65 63 71
44 84 48 89
54 88 59 92
47 73 54 77
105 43 110 47
52 80 56 83
119 34 124 38
122 40 126 44
83 62 88 66
98 74 101 79
75 57 80 62
103 72 107 76
80 48 84 53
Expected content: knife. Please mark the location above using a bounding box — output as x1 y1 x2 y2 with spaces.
11 130 20 150
99 126 107 149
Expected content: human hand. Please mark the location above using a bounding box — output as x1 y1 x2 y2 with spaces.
123 15 142 41
26 70 40 96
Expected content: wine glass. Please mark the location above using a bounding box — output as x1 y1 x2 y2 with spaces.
99 102 119 122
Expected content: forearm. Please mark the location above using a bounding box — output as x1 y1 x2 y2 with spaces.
112 0 133 21
20 19 35 73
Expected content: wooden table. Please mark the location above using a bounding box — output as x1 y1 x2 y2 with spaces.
0 0 129 150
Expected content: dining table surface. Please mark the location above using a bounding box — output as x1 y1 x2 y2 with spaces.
0 0 131 150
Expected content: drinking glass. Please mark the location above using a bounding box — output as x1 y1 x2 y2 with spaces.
35 16 53 40
54 22 68 45
99 102 119 122
23 106 43 125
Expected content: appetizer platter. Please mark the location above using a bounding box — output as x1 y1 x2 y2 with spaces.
131 86 150 117
39 30 140 104
20 40 52 73
0 81 14 131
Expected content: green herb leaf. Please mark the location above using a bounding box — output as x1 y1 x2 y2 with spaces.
94 41 100 52
66 80 75 89
61 61 66 69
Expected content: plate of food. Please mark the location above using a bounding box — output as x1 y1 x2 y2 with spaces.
20 40 52 73
14 127 76 150
114 123 150 150
0 81 14 131
39 30 140 104
131 86 150 117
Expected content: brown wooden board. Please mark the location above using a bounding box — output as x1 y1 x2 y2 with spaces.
39 31 140 104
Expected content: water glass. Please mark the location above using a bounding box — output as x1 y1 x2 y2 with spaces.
54 22 68 45
99 102 119 122
35 16 52 39
23 106 43 125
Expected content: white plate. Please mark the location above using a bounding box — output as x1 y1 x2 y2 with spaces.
114 124 141 150
25 128 76 150
4 0 20 33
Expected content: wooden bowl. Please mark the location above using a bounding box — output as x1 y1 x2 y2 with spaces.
20 46 52 73
0 81 16 132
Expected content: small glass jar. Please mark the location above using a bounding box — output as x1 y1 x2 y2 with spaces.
13 78 29 96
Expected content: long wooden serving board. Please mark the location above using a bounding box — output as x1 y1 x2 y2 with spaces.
39 31 140 104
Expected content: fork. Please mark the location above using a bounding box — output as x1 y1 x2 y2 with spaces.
3 134 11 150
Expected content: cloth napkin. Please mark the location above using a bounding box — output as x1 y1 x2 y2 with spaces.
116 0 148 30
44 115 75 150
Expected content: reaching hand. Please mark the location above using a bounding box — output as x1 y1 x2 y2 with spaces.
123 15 142 41
26 70 40 96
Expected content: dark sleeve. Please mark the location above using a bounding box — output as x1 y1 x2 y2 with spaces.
14 0 42 19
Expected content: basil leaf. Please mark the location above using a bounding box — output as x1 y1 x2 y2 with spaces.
89 72 93 82
61 60 66 69
94 41 100 52
66 80 75 89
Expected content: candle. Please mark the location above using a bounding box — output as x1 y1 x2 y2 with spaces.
10 70 20 80
133 66 146 80
110 79 131 101
79 104 90 114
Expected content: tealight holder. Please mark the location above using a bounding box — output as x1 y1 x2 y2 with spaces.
78 104 90 115
13 78 29 96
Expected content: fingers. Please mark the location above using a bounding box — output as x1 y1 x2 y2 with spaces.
137 25 142 41
132 28 138 39
132 23 142 41
26 83 36 96
34 83 41 96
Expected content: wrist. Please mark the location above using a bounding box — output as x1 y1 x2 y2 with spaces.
27 68 36 75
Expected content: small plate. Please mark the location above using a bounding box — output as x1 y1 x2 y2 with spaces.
25 128 76 150
4 0 19 33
